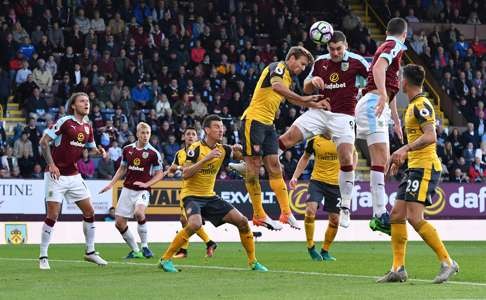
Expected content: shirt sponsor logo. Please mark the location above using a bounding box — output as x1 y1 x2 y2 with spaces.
324 82 346 90
329 72 339 83
69 140 85 147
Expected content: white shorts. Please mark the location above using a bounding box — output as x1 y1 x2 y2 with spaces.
292 109 355 146
355 92 391 146
44 173 91 203
116 188 150 218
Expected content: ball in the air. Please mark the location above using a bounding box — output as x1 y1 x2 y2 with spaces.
309 21 334 45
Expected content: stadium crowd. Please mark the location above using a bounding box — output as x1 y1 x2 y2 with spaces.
0 0 485 183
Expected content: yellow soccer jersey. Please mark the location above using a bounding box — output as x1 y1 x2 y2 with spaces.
305 136 339 185
404 94 442 170
241 61 293 125
172 148 186 167
179 141 232 200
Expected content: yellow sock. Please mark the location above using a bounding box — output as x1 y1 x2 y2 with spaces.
322 222 338 251
181 240 189 250
245 176 266 219
196 227 210 244
391 221 408 271
161 228 191 260
239 229 256 265
304 215 315 248
416 220 451 265
269 175 291 215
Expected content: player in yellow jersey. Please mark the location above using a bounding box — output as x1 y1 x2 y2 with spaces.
234 46 330 231
166 127 217 259
159 115 268 272
377 64 458 283
289 134 357 261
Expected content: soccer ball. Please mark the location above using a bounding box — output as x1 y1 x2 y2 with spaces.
309 21 334 45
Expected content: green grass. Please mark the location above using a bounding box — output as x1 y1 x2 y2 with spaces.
1 242 485 299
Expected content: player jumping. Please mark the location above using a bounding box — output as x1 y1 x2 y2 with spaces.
159 115 268 272
277 31 369 229
166 126 218 258
100 122 163 259
377 64 459 283
355 17 406 234
234 46 329 231
39 92 108 269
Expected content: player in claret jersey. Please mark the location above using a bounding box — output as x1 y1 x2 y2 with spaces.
355 17 407 234
278 31 369 229
39 92 108 270
100 122 163 259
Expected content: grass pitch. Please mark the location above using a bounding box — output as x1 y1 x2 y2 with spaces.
1 241 485 299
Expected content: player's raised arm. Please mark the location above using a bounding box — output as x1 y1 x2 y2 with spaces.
372 57 389 117
272 81 329 109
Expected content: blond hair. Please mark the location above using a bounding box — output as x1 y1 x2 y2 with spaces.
136 122 151 132
285 46 314 65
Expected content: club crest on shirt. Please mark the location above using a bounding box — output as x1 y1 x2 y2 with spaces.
77 132 84 142
142 152 149 159
84 126 90 134
341 61 349 71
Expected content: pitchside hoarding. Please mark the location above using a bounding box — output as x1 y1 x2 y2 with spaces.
0 179 485 219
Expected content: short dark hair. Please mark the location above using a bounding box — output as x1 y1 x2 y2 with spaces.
387 17 407 35
403 64 425 87
329 30 346 44
202 114 222 128
184 126 197 134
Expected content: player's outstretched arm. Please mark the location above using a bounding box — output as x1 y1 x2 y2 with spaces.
373 58 389 117
99 164 127 193
289 153 311 190
390 97 403 143
303 76 325 94
182 148 220 179
40 133 60 180
89 145 108 159
272 81 330 109
134 170 164 189
165 164 178 177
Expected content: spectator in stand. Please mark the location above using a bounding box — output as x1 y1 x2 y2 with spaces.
463 142 476 167
15 60 32 86
77 148 95 179
108 140 122 162
462 122 481 148
469 156 486 182
32 163 44 179
131 78 150 108
14 131 33 178
191 93 208 120
32 59 53 93
0 67 11 117
1 146 18 175
281 150 298 180
25 87 48 120
451 168 469 183
163 135 180 165
96 154 115 179
155 93 172 119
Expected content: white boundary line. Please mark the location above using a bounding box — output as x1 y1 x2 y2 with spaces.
0 257 485 287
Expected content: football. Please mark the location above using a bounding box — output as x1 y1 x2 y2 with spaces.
309 21 334 45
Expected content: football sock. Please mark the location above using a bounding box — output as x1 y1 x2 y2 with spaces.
371 167 387 217
196 227 210 244
322 222 338 251
83 216 96 253
269 175 291 215
239 228 256 265
245 175 266 219
391 221 407 271
304 214 315 248
162 227 191 260
119 226 139 252
339 165 354 209
416 220 452 265
137 219 148 248
40 218 55 258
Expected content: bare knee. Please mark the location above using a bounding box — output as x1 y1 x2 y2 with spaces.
305 204 317 217
236 216 250 232
329 213 340 227
407 216 423 230
134 212 145 222
115 217 127 231
390 209 406 224
180 215 188 226
186 219 202 233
